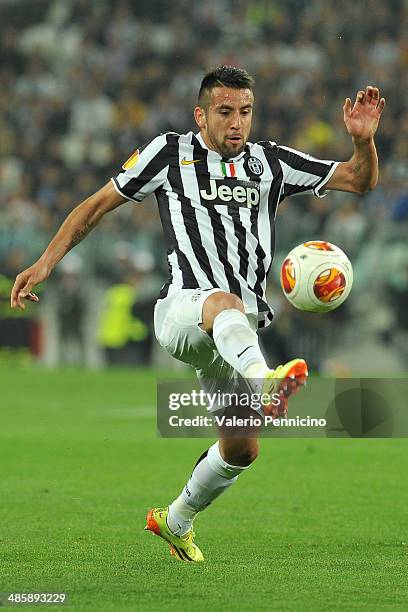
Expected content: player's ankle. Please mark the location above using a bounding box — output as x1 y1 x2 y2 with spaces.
167 504 193 536
243 363 269 379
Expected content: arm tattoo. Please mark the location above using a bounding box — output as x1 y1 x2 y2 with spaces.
69 222 93 249
352 161 362 176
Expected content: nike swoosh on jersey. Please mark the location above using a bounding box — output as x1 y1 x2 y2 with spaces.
181 157 201 165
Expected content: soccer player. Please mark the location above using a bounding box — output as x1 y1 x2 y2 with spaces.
11 66 385 562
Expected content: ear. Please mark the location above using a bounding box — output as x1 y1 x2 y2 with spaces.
194 106 206 129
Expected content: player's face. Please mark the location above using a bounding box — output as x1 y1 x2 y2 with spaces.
195 87 254 158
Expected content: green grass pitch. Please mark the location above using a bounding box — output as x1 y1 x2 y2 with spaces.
1 367 407 611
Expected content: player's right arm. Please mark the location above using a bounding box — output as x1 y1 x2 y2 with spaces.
10 181 126 310
11 133 172 310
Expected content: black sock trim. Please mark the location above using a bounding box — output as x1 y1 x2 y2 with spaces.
193 448 209 469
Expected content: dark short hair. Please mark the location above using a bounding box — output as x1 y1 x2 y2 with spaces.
198 65 255 107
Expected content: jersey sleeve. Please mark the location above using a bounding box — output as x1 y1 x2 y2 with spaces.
276 145 340 199
111 134 170 202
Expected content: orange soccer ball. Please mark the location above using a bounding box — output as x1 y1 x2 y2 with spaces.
280 241 353 312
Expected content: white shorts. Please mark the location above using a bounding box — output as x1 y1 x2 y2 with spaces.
154 288 259 411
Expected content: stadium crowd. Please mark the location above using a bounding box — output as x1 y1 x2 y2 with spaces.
1 0 407 369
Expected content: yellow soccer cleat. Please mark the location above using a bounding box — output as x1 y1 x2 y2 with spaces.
262 358 308 418
145 507 204 562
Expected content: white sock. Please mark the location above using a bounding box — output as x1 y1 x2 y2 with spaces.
167 442 249 536
212 309 268 378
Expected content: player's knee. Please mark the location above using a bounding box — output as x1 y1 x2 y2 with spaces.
217 292 244 313
225 443 259 467
209 291 244 315
201 291 244 332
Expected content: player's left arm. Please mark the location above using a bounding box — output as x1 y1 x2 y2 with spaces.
325 86 385 194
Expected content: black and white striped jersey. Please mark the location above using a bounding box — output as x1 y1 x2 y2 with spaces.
111 131 339 327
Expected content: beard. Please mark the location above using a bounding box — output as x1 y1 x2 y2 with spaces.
207 131 246 159
219 142 245 158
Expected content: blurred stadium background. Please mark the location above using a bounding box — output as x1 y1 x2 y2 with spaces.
1 0 408 373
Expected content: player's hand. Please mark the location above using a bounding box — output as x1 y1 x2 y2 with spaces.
10 262 50 310
343 86 385 142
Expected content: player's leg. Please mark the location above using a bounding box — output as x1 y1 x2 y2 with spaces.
201 291 269 379
167 429 259 538
218 435 259 466
147 289 305 560
201 291 308 414
145 432 259 563
164 291 307 549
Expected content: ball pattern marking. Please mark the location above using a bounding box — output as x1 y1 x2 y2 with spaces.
281 258 296 293
313 268 346 303
303 240 335 251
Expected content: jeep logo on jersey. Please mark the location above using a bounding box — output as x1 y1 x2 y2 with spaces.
200 179 260 208
247 156 264 175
